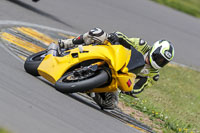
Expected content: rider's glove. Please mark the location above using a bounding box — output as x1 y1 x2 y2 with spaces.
58 39 74 49
108 33 119 44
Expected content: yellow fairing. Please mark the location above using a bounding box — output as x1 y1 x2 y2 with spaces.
38 54 78 84
117 73 136 92
91 72 136 93
38 43 136 92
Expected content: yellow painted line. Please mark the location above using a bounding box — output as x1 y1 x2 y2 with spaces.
58 33 75 39
1 32 44 53
18 55 27 61
126 123 147 133
15 27 56 45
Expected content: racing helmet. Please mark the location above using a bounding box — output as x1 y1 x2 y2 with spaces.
149 40 175 69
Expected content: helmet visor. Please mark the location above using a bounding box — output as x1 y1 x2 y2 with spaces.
152 47 169 67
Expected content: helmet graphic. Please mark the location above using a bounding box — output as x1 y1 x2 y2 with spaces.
149 40 175 69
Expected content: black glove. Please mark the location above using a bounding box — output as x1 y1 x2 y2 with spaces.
108 33 119 44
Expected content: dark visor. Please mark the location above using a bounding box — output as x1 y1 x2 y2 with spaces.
152 47 169 67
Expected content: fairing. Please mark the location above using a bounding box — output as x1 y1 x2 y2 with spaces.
37 43 137 92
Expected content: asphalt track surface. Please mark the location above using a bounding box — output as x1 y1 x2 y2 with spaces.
0 0 200 133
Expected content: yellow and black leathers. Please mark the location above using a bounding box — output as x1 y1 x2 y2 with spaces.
71 32 159 94
112 32 159 94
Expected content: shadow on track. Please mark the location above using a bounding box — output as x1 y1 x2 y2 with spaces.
6 0 74 28
36 77 115 114
37 76 102 111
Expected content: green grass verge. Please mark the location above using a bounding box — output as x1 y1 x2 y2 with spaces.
151 0 200 18
120 64 200 132
0 128 10 133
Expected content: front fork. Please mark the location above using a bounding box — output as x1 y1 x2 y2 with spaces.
47 43 59 56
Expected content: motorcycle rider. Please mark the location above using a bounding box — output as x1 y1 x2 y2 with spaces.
58 28 175 109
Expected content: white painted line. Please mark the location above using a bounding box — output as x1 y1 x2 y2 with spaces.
0 20 79 36
171 61 199 71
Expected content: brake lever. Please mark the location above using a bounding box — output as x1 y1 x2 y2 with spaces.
57 46 62 55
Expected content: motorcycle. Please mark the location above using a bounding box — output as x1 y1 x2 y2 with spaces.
24 41 145 95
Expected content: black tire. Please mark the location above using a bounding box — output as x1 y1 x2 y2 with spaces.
32 0 40 2
55 69 109 93
24 50 46 76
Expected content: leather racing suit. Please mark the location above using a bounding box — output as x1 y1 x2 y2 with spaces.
113 32 160 94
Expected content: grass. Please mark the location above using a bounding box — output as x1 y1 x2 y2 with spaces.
151 0 200 18
120 64 200 132
0 128 10 133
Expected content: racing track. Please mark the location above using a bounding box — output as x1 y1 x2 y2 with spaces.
0 24 145 133
0 0 200 133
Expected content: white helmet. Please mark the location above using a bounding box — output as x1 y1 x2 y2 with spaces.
83 28 108 45
149 40 175 69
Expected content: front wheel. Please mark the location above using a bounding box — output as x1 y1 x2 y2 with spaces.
55 69 110 93
24 50 46 76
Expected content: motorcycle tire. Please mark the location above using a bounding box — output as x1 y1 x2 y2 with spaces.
55 69 109 93
24 50 46 76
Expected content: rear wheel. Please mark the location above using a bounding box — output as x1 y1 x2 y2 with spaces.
55 68 110 93
24 50 46 76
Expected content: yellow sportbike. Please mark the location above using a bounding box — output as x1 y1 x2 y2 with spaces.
24 42 145 94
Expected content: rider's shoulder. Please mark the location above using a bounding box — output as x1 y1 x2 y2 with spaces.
139 39 146 45
128 38 147 44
